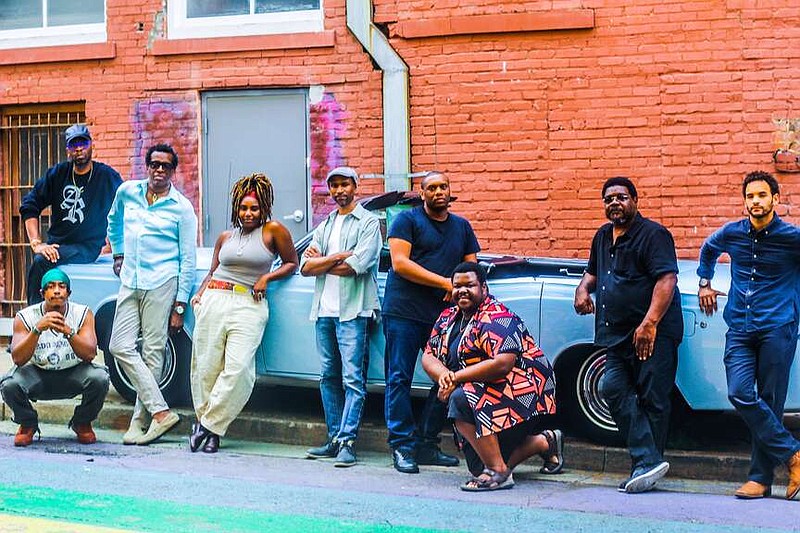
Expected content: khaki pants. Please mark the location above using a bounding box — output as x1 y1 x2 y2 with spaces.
109 278 177 417
191 288 269 436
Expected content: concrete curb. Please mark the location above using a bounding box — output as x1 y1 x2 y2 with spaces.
1 396 779 485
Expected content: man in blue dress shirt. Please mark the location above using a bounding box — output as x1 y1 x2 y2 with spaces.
697 170 800 500
106 143 197 446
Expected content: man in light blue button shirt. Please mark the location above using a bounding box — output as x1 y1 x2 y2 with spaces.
106 143 197 446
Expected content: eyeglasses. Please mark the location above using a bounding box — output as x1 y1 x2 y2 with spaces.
67 139 91 150
148 161 175 171
602 193 630 204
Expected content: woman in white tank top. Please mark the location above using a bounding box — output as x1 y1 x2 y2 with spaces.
188 173 298 453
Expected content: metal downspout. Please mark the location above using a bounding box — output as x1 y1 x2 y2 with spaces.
346 0 410 191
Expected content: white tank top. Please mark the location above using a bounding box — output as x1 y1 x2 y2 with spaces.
16 302 89 371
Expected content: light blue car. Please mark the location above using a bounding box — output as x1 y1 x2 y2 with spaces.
61 192 800 446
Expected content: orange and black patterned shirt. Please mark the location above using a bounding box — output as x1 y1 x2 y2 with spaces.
424 295 557 437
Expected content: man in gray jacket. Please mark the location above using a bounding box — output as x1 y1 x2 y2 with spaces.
301 167 382 467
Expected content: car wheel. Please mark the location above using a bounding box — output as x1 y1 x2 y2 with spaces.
96 307 192 407
557 346 623 447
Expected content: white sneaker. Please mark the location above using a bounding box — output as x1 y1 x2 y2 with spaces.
137 412 180 446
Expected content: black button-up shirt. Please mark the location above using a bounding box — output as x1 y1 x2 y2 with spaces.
697 215 800 333
587 213 683 348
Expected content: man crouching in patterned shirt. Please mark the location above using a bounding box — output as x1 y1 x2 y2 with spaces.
1 268 109 447
422 261 563 491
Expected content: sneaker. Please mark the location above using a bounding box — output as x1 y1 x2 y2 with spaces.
14 426 38 447
306 439 339 459
137 411 180 446
622 461 670 494
72 423 97 445
334 442 357 467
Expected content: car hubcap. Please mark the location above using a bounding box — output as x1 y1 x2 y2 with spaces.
576 349 618 433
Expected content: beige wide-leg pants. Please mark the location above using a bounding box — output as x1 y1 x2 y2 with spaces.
109 278 177 418
191 288 269 436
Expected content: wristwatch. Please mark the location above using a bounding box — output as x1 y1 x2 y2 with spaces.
65 328 75 340
173 303 186 315
698 278 710 288
30 238 42 250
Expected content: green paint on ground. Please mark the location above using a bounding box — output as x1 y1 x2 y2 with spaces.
0 483 456 533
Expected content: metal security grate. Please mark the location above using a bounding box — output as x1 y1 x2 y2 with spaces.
0 105 85 316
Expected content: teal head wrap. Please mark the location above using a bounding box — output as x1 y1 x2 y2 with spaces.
41 268 71 291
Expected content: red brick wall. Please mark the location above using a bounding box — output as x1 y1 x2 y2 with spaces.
1 0 799 281
377 0 800 258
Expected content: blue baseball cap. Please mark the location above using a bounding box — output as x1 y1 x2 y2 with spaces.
65 124 92 144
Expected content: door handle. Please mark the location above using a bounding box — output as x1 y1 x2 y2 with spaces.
283 209 304 223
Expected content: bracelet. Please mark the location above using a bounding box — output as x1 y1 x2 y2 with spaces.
30 239 42 250
31 325 42 336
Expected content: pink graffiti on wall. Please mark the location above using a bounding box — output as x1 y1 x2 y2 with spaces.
131 97 200 210
309 93 347 226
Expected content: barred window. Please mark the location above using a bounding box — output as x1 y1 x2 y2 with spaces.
0 105 85 315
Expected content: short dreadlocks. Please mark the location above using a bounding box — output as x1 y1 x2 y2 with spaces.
230 173 274 228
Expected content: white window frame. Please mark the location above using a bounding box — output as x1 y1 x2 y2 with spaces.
0 2 106 50
167 0 324 40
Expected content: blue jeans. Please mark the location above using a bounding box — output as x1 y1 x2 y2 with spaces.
316 317 369 443
383 315 447 452
724 322 800 485
601 334 678 470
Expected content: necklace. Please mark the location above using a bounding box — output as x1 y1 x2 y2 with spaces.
236 229 253 256
71 163 94 193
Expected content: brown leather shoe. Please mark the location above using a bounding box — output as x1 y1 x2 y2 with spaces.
73 423 97 445
734 480 771 499
14 426 37 447
787 450 800 500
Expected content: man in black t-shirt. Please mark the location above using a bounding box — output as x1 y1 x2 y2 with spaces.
20 124 122 304
382 171 480 474
574 176 683 494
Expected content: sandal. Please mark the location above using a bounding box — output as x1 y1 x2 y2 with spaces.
538 429 564 475
460 468 515 492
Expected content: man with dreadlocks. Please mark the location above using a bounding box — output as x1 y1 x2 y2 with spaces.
107 143 197 446
188 173 298 453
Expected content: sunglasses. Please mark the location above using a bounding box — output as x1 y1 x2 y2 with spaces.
67 139 91 150
602 193 631 205
148 161 175 171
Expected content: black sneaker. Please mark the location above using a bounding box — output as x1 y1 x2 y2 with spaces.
622 461 670 494
416 446 459 467
334 442 357 467
306 439 339 459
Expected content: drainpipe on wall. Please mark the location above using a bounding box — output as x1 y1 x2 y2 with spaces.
346 0 410 192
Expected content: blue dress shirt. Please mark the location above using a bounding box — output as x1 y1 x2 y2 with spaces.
697 215 800 333
107 179 198 302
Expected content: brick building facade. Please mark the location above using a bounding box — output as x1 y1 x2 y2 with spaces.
1 0 799 303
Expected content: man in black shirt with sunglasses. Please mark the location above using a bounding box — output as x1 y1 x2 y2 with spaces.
20 124 122 304
574 176 683 494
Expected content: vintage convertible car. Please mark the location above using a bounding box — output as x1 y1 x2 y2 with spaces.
61 191 800 446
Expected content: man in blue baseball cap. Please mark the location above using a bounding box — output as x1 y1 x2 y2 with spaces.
20 123 122 304
1 268 109 447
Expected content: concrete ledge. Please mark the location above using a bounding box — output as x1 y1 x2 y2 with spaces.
391 9 595 39
2 395 777 484
0 42 115 66
150 31 336 56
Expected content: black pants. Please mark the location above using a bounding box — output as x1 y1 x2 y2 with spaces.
600 335 679 470
0 363 109 428
26 243 99 304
